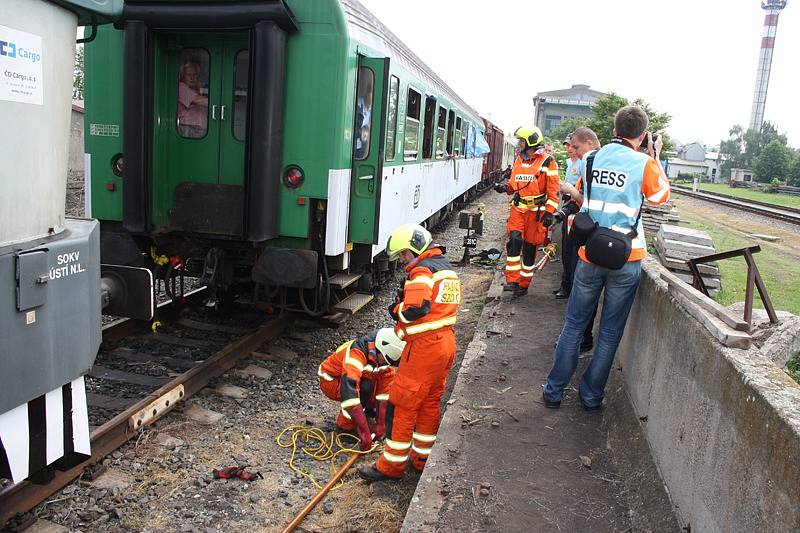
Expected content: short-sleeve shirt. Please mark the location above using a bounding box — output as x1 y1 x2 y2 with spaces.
177 82 207 129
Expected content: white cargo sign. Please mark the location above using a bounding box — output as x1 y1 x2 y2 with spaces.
0 25 43 105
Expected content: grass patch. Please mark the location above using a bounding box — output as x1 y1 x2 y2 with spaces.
679 209 800 315
787 353 800 385
696 183 800 210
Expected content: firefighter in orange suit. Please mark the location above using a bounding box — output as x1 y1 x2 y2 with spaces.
495 126 560 296
318 328 405 451
358 224 461 482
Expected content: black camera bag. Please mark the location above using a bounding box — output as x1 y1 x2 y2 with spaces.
571 150 644 270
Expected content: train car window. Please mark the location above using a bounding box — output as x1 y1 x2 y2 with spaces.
232 50 249 142
404 87 421 161
463 122 470 157
354 67 375 160
385 75 400 161
421 95 436 159
446 109 455 154
436 105 447 159
454 116 463 156
176 49 210 139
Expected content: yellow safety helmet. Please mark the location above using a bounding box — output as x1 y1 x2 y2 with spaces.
375 328 405 364
514 126 544 149
386 223 432 260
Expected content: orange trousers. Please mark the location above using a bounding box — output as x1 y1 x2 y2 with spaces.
505 207 544 288
319 377 379 430
375 328 456 478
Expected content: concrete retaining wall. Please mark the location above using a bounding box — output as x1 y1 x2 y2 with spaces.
618 258 800 532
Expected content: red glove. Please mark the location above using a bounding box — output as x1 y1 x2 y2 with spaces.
348 405 373 451
370 402 387 441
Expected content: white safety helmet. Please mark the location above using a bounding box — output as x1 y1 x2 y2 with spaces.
375 328 405 364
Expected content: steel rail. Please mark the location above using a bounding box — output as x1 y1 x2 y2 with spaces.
0 309 286 526
672 186 800 226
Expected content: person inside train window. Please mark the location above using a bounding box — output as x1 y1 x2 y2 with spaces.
176 59 209 139
354 70 374 160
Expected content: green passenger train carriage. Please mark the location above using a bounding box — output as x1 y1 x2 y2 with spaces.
84 0 486 315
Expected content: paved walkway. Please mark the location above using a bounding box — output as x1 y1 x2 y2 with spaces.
401 261 678 532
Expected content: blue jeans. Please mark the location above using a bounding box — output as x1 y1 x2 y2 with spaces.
544 259 642 407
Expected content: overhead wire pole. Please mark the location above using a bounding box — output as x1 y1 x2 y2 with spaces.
749 0 788 131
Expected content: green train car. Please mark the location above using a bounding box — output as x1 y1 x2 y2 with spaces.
84 0 487 315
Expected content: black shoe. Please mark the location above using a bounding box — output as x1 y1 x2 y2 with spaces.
580 338 593 353
554 289 570 299
581 401 603 412
542 392 561 409
552 287 562 295
358 465 394 483
513 285 528 297
503 282 519 292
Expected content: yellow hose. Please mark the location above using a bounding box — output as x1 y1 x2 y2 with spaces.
276 425 379 490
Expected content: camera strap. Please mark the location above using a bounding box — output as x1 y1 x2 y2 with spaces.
584 146 645 239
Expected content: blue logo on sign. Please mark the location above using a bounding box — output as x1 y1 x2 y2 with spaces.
0 39 41 63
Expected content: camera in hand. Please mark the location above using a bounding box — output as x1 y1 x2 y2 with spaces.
639 132 660 151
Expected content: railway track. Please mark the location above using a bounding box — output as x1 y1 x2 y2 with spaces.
0 291 287 527
672 185 800 226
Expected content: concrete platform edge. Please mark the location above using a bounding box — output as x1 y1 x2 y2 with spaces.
400 269 505 533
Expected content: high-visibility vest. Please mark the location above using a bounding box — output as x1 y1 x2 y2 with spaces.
318 333 394 410
576 140 671 262
394 248 461 341
507 151 560 213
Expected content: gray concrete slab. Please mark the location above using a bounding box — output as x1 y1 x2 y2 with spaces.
402 259 678 532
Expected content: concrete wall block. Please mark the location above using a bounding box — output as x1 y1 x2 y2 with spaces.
618 258 800 532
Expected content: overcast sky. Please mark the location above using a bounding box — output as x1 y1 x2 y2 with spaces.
359 0 799 148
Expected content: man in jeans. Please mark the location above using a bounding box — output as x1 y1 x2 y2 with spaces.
543 106 670 410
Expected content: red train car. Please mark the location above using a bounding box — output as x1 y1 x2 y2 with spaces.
482 118 506 182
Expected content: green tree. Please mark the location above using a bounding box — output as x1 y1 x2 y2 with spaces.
73 45 84 100
787 152 800 186
718 121 788 178
753 139 791 183
549 116 587 146
580 93 674 153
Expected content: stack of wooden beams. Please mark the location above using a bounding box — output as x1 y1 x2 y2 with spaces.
653 224 721 298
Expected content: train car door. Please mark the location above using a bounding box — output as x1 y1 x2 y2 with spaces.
151 33 248 236
348 57 389 245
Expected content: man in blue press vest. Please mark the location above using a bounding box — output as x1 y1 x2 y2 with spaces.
543 106 671 410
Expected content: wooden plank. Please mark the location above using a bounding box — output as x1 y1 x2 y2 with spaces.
88 365 169 387
662 271 749 331
176 318 251 335
250 345 298 362
182 403 224 425
110 347 199 371
151 332 215 349
86 393 133 411
234 365 273 380
214 384 248 399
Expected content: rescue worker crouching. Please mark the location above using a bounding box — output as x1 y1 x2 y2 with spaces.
495 126 560 296
318 328 405 451
359 224 462 482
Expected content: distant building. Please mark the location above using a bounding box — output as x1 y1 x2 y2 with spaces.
69 100 84 178
532 84 607 135
671 142 721 182
730 168 755 183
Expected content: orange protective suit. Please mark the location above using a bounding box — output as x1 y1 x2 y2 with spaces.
318 331 394 430
504 150 560 288
375 247 461 478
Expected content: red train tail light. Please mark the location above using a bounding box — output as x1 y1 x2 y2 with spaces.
283 166 305 189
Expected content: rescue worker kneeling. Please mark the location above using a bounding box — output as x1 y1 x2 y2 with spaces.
318 328 405 451
495 126 560 296
359 224 461 482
